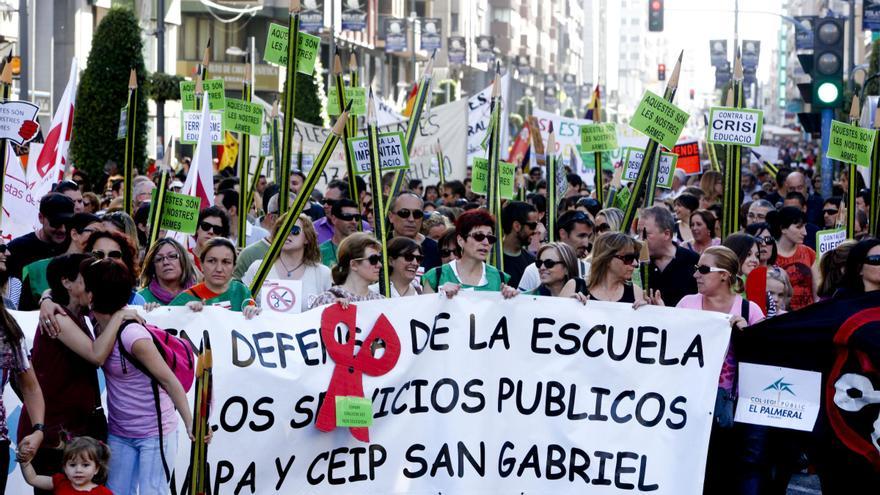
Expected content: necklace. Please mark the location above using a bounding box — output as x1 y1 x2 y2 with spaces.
278 256 304 277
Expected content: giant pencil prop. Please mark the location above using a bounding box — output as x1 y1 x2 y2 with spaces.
434 139 446 188
639 228 651 293
871 106 880 238
386 53 435 214
147 139 173 246
347 53 363 217
366 91 391 296
249 106 350 296
188 331 213 495
546 124 558 243
486 71 504 270
237 59 253 249
271 101 282 185
0 56 13 213
846 96 860 239
593 94 605 206
333 54 360 219
621 51 682 233
122 69 138 216
705 115 722 173
721 54 744 239
279 0 302 212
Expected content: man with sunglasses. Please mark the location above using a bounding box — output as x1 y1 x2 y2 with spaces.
501 201 540 288
7 193 74 279
639 206 698 306
319 199 362 267
388 193 441 271
314 180 360 244
518 210 593 292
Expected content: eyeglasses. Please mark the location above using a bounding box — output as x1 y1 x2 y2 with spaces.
823 208 839 215
395 208 424 220
336 212 362 222
535 259 563 269
154 253 180 265
613 253 639 264
468 232 497 244
595 223 611 233
398 253 424 263
288 225 302 236
199 222 224 235
355 254 382 265
865 254 880 266
695 264 727 275
92 250 123 260
440 248 455 257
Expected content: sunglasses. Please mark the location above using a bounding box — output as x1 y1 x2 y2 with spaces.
398 253 424 263
695 264 727 275
199 222 224 235
865 254 880 266
523 221 538 230
613 253 639 264
823 208 839 215
288 225 302 236
356 254 382 265
336 212 362 222
395 208 424 220
440 248 456 258
92 250 123 260
48 217 68 229
468 232 498 244
756 235 774 245
595 223 611 233
535 259 563 269
322 198 337 206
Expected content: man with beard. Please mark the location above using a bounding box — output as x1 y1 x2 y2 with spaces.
501 201 540 288
517 210 593 291
7 193 74 278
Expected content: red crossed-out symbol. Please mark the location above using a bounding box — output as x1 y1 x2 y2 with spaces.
315 303 400 442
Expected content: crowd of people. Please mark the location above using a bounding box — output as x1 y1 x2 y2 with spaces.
0 140 875 494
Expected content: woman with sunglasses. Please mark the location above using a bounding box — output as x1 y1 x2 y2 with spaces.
191 207 230 272
243 215 331 310
839 238 880 295
85 231 145 306
138 238 198 309
171 238 260 319
421 209 518 298
527 243 586 298
438 228 460 265
585 232 658 305
381 237 424 297
683 209 720 255
100 211 141 259
309 232 386 308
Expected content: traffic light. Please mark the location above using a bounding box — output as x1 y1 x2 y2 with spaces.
811 17 844 109
648 0 664 32
658 63 666 81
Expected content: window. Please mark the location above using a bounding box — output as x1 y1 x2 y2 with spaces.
492 7 513 23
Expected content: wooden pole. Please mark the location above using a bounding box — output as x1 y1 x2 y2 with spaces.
122 69 138 217
366 91 391 296
334 54 361 225
237 58 253 249
148 139 173 246
279 0 302 213
593 87 605 206
546 125 558 243
846 96 861 239
486 69 504 270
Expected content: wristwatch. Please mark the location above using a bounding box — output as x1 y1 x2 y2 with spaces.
31 423 45 433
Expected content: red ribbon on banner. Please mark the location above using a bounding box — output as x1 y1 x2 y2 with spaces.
316 303 401 442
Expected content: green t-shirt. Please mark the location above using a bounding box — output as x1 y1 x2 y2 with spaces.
22 258 51 309
169 280 254 312
319 240 338 268
233 239 271 280
138 286 163 305
421 262 509 292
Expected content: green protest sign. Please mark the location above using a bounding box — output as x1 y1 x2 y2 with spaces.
613 184 632 211
827 120 876 167
180 79 226 111
471 158 515 199
263 23 320 75
117 105 127 140
223 98 264 136
335 396 373 427
327 86 367 116
580 123 618 152
629 90 689 150
348 132 409 174
657 152 679 189
707 107 763 147
816 227 847 259
151 190 200 234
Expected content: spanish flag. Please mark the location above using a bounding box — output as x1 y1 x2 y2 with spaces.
402 82 419 117
584 84 601 121
218 131 238 171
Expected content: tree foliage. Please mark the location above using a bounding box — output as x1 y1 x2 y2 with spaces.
867 39 880 96
148 72 184 102
71 7 147 178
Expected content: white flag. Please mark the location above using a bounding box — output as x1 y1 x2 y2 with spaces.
34 58 76 180
181 92 215 209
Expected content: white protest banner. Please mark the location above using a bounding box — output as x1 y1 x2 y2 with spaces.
376 97 406 126
349 131 409 174
816 227 847 259
734 362 821 432
708 107 763 147
533 108 592 177
3 295 729 494
260 279 304 313
467 75 510 167
296 98 467 189
181 110 224 145
622 147 677 186
0 101 40 145
1 143 44 241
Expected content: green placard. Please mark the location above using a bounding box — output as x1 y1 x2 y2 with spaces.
327 86 367 115
707 107 763 147
223 98 264 136
827 120 876 167
580 123 618 152
263 23 321 75
816 227 847 258
152 190 201 234
335 396 373 427
348 131 410 174
629 90 689 150
180 79 226 111
471 158 515 199
657 152 679 189
613 184 632 211
117 105 127 140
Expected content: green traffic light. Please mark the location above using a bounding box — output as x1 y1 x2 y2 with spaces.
817 81 840 104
